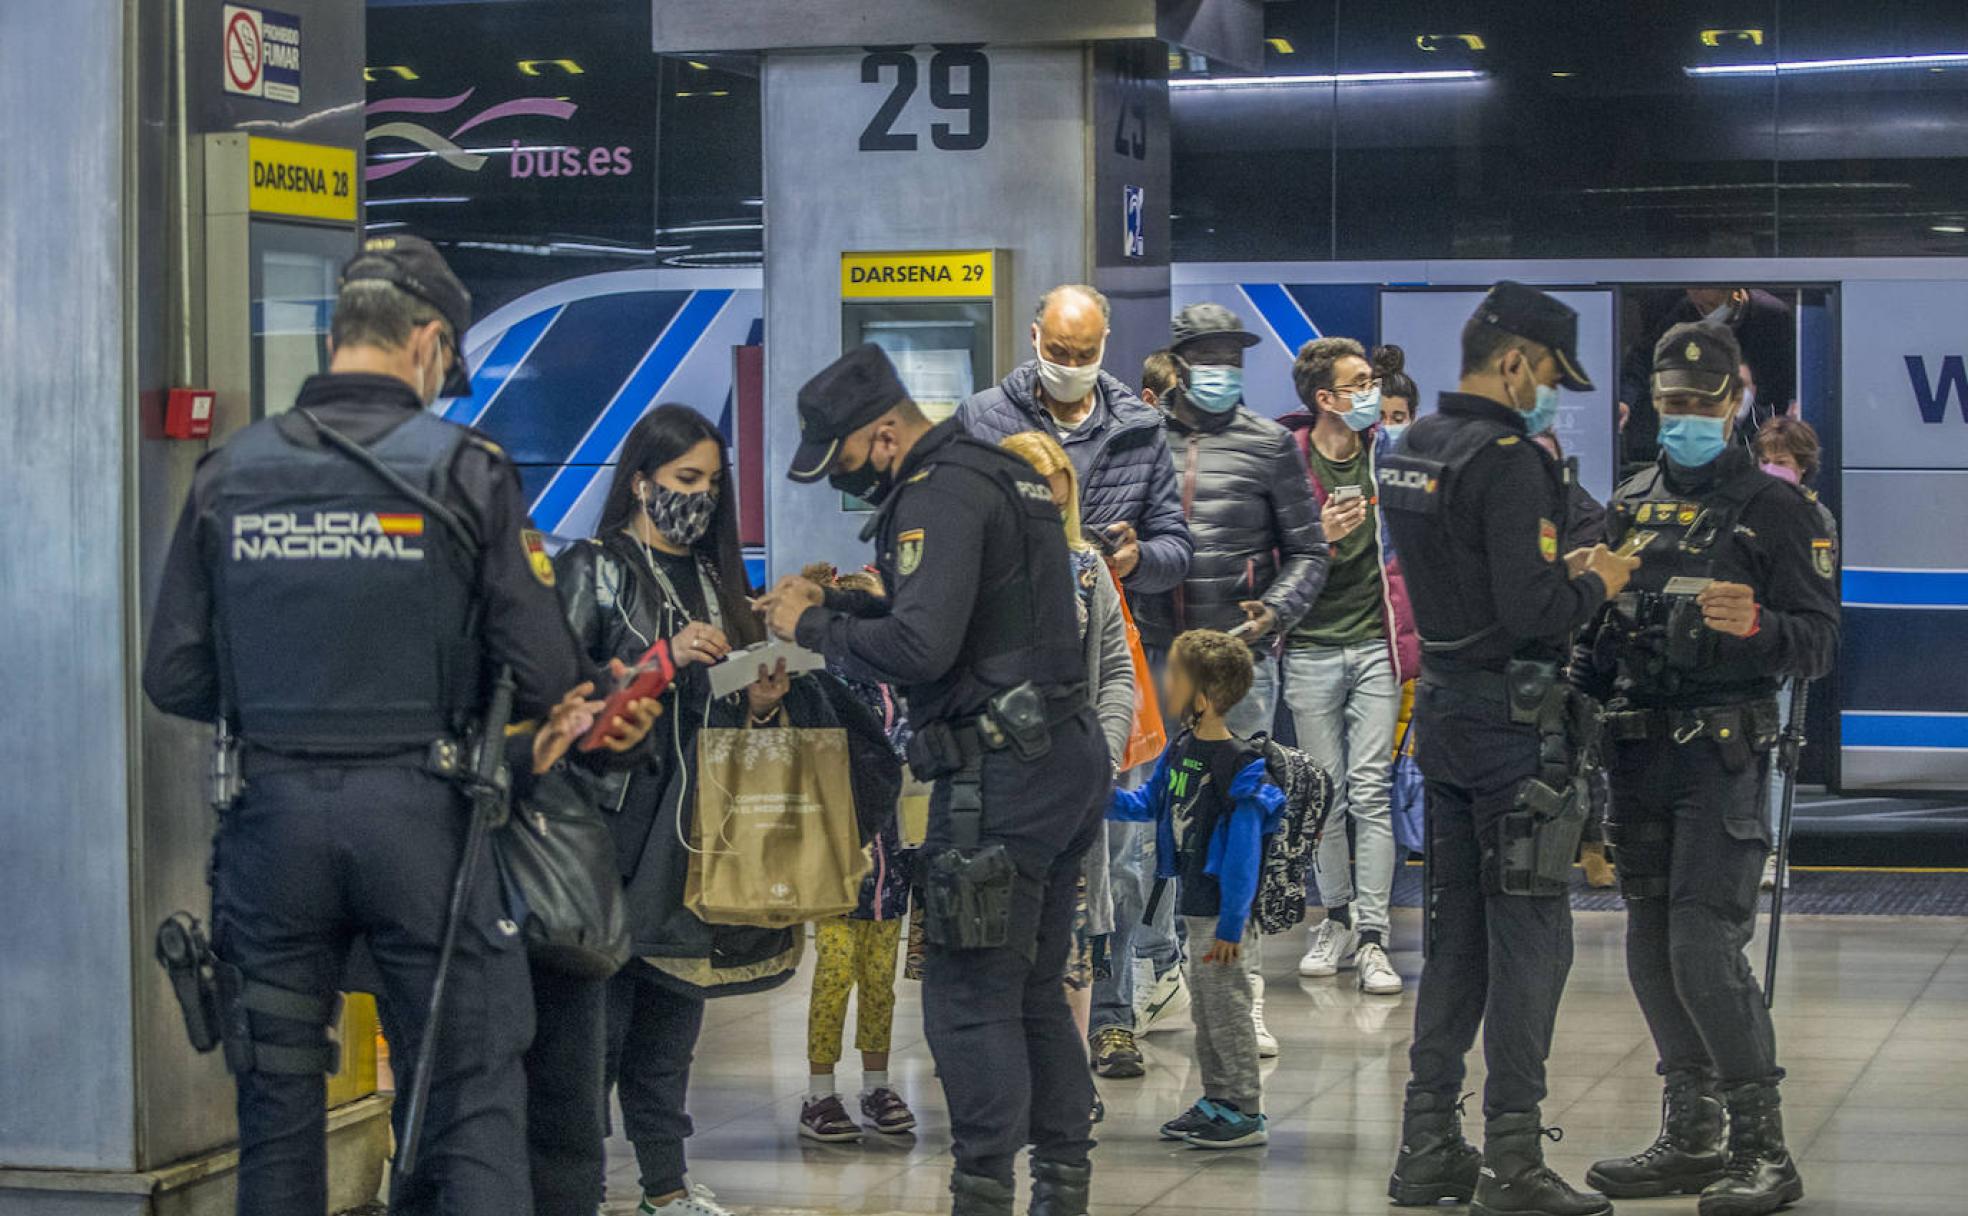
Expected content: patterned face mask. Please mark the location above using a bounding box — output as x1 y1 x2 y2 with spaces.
643 484 717 547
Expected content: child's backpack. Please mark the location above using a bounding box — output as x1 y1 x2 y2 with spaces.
1248 733 1336 936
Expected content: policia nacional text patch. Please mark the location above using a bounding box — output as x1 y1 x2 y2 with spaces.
522 529 555 587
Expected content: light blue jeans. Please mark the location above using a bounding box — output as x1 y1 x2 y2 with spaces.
1281 640 1399 939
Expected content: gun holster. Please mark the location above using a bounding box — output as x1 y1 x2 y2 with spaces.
1496 661 1596 897
156 911 223 1054
919 755 1020 957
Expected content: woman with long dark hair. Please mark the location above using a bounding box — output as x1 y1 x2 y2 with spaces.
552 404 800 1216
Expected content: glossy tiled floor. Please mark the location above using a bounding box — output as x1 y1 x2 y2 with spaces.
604 906 1968 1215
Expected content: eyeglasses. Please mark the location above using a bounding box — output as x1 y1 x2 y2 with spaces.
1333 375 1382 395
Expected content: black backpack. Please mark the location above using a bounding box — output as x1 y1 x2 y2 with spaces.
1248 733 1336 936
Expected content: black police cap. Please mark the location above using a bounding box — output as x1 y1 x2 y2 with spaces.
788 343 911 483
1652 320 1742 401
340 234 474 398
1170 302 1262 352
1471 281 1595 393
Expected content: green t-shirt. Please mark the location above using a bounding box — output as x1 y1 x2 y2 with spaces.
1293 440 1385 648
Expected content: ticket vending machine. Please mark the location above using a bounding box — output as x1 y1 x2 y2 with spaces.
202 133 361 427
195 132 379 1109
837 248 1012 509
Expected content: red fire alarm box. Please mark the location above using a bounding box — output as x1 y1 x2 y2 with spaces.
164 388 216 440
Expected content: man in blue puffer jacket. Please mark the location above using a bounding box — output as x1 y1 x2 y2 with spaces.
957 283 1191 595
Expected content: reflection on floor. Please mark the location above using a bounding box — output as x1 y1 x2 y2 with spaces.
606 905 1968 1216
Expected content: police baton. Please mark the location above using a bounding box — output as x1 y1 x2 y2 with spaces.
396 664 516 1180
1762 679 1809 1010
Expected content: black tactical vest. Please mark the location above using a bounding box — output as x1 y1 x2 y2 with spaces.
210 411 478 753
1603 458 1784 702
881 434 1084 723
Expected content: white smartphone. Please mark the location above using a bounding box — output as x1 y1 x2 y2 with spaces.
1331 484 1366 503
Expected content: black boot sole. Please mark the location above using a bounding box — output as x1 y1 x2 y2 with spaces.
1471 1198 1613 1216
1697 1178 1805 1216
1389 1178 1476 1206
1585 1165 1726 1198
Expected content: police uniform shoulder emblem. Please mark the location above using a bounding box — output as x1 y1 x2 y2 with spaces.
1538 518 1558 562
1495 436 1520 447
897 528 926 577
1812 537 1836 579
522 528 555 587
905 468 932 485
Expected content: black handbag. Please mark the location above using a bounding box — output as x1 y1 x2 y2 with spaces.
494 765 633 979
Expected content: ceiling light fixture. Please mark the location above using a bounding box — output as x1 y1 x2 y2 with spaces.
1171 69 1485 89
1687 51 1968 76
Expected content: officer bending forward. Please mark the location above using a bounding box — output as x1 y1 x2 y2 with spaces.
758 345 1109 1216
1577 322 1837 1216
1379 283 1638 1216
144 236 608 1216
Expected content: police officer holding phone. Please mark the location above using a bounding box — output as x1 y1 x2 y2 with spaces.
756 345 1109 1216
1378 283 1638 1216
143 235 633 1216
1576 323 1837 1216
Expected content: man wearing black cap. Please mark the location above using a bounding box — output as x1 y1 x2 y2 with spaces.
758 343 1110 1216
143 234 611 1216
1575 321 1836 1216
1379 282 1638 1216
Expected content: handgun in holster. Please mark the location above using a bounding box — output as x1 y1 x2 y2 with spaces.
156 911 224 1054
920 760 1019 954
1497 660 1596 896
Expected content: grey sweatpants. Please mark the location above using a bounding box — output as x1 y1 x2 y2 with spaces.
1183 916 1262 1116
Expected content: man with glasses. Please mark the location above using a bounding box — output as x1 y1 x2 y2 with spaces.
1278 337 1420 999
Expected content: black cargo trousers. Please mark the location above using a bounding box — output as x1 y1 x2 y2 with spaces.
1406 680 1577 1120
1607 732 1780 1086
212 762 533 1216
920 709 1110 1189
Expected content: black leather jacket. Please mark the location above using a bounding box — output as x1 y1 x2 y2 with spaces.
1132 404 1330 652
554 532 797 994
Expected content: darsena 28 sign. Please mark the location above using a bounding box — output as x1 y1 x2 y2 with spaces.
247 136 357 222
840 250 994 299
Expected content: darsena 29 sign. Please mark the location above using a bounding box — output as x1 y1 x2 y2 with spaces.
840 250 995 299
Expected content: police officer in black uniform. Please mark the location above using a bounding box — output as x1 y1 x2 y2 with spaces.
1578 323 1837 1216
1378 283 1640 1216
757 345 1109 1216
144 235 599 1216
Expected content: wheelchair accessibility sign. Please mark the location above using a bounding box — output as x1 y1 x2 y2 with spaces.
1123 184 1145 259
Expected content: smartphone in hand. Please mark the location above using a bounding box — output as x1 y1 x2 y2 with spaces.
577 641 675 752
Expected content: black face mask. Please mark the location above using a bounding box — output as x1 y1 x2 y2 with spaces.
828 457 890 504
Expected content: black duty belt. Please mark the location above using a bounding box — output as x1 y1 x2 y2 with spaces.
1601 700 1778 747
949 685 1087 754
240 737 465 781
1418 660 1510 703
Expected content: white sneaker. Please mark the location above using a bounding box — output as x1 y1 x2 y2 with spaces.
1297 920 1358 977
1356 940 1403 996
638 1185 733 1216
1136 965 1192 1036
1250 972 1280 1058
1760 853 1790 890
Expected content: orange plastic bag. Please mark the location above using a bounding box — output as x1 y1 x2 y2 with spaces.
1113 577 1167 771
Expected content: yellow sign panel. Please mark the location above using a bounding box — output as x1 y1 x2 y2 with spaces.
841 250 994 299
247 136 357 222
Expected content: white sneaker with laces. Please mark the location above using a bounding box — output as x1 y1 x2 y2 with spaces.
1760 852 1790 890
638 1184 734 1216
1250 972 1279 1058
1298 919 1358 977
1136 966 1192 1036
1356 940 1403 996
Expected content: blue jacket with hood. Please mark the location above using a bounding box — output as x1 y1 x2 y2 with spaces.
1107 735 1287 945
957 361 1191 594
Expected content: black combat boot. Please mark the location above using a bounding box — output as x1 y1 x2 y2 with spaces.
1586 1070 1728 1197
950 1170 1015 1216
1472 1111 1612 1216
1029 1159 1092 1216
1389 1090 1483 1206
1698 1081 1803 1216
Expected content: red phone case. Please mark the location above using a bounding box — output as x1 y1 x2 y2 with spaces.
577 639 676 752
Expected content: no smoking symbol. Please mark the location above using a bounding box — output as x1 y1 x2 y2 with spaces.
226 10 261 93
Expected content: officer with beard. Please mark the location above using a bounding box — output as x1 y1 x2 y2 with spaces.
757 344 1109 1216
1577 322 1836 1216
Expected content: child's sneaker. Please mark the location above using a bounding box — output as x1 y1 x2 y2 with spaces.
1159 1101 1215 1141
859 1087 917 1135
637 1185 734 1215
1183 1099 1269 1150
799 1094 863 1142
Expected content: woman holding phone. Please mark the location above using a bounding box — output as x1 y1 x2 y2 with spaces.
551 404 798 1216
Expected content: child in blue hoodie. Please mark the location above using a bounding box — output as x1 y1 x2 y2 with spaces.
1109 629 1287 1150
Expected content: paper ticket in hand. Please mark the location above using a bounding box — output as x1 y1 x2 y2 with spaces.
708 638 826 699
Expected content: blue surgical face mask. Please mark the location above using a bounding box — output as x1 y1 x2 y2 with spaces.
1185 365 1243 414
1336 383 1382 432
1521 383 1561 437
1382 422 1409 446
1659 414 1730 468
